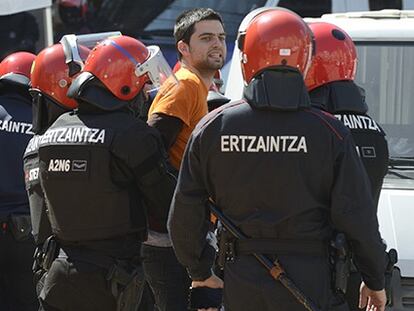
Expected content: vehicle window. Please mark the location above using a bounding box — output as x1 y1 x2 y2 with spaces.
355 42 414 161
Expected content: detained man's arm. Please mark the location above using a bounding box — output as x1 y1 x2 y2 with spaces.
168 132 216 281
112 125 176 232
147 77 198 150
135 131 177 231
147 113 183 150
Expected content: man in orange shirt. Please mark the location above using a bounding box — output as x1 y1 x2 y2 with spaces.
148 8 226 170
144 7 226 311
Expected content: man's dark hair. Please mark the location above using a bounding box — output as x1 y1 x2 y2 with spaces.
174 8 224 60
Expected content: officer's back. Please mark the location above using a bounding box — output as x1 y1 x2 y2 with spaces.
0 60 33 216
168 8 387 311
38 109 151 244
305 22 388 208
0 51 38 311
36 36 175 311
37 36 174 247
206 101 351 240
305 22 390 311
310 80 388 207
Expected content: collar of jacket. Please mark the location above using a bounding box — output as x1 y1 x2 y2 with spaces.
243 67 311 111
309 80 368 114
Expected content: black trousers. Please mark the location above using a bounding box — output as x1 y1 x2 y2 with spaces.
223 254 349 311
38 244 155 311
141 245 191 311
0 226 38 311
345 271 364 311
39 257 117 311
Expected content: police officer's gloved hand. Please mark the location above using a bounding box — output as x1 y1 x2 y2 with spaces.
188 287 222 310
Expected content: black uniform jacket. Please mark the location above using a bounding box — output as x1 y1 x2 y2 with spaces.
24 135 53 245
0 84 32 217
23 93 67 246
37 109 176 245
310 81 389 207
168 69 386 290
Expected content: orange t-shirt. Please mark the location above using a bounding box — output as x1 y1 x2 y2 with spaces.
148 68 208 169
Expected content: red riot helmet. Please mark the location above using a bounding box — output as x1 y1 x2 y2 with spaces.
305 22 357 91
237 7 314 84
78 35 173 102
0 51 36 87
30 43 90 134
30 43 90 109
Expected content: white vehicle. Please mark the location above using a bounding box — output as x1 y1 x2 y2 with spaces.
226 9 414 310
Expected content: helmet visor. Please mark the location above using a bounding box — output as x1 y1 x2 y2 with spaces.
135 45 177 93
60 31 121 76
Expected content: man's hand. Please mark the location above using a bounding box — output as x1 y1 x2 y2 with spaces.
192 273 223 311
192 273 224 289
359 282 386 311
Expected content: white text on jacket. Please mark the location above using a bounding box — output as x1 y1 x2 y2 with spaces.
221 135 308 153
39 127 106 145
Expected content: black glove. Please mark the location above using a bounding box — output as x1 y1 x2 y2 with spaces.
188 286 223 310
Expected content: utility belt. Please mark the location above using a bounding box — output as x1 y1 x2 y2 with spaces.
217 229 350 294
34 236 145 311
217 229 327 266
1 214 32 241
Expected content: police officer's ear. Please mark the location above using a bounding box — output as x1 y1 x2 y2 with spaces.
177 40 189 56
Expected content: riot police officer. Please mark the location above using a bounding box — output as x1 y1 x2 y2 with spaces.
168 8 387 311
36 35 176 311
0 51 38 311
23 43 90 298
304 22 390 310
305 21 388 209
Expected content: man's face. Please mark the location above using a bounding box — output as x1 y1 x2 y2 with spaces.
184 20 227 71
